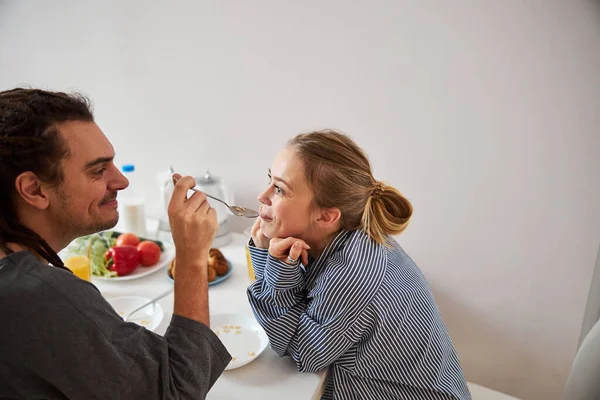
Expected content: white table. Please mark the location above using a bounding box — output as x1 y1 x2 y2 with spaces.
93 232 322 400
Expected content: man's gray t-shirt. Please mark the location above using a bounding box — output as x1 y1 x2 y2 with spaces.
0 251 231 399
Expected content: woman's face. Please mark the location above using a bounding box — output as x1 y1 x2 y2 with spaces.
257 147 317 240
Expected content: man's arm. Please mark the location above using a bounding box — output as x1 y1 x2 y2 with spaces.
168 174 216 327
0 260 230 400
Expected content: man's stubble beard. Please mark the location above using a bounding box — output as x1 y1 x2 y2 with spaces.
56 188 120 240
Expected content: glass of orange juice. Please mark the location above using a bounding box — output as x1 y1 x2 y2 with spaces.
243 227 256 281
64 255 92 281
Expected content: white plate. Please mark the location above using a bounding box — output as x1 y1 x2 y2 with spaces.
94 243 175 281
210 313 269 370
107 295 164 332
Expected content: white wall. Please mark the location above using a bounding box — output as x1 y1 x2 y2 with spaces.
1 1 599 398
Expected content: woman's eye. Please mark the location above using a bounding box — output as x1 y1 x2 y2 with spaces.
267 174 283 195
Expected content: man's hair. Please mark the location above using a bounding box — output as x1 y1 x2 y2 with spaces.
0 88 94 267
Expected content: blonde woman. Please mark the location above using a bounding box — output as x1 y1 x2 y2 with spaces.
247 130 470 400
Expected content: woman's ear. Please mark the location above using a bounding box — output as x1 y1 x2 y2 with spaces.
14 172 50 210
315 207 341 229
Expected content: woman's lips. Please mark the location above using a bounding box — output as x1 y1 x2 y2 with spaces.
258 205 273 222
259 213 273 222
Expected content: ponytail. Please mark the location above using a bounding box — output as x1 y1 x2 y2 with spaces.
361 181 413 245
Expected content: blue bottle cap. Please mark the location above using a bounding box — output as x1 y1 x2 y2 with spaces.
122 164 135 173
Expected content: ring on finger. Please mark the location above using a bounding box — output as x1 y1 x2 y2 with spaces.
287 256 298 265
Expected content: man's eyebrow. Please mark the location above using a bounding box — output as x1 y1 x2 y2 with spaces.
268 168 292 189
84 156 114 170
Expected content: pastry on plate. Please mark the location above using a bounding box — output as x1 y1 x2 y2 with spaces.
208 248 229 276
167 249 223 282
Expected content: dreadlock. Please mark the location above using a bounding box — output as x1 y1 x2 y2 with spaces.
0 88 94 268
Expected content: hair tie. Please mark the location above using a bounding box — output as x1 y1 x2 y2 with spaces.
371 181 384 199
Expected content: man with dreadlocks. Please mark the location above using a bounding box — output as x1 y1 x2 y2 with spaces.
0 88 231 399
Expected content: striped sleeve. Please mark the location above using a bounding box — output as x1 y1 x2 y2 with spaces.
247 236 385 373
247 243 269 281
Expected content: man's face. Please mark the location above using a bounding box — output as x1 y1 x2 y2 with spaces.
47 121 129 237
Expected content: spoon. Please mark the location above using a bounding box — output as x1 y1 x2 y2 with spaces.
169 166 259 218
124 287 173 322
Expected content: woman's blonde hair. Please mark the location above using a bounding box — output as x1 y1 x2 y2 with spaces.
288 130 413 245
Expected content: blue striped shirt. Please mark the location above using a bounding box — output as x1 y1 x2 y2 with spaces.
247 229 471 400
